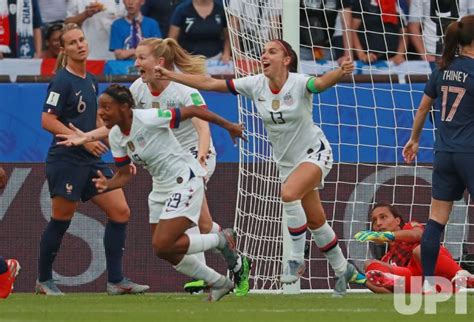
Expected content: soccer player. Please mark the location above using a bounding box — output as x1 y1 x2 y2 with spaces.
154 39 359 296
403 15 474 293
0 167 21 299
129 38 251 295
354 202 473 293
37 23 149 296
58 84 246 301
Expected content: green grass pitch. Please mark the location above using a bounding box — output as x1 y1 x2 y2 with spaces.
0 293 472 322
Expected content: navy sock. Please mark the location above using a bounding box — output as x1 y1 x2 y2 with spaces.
421 219 445 278
38 218 71 282
0 256 7 274
104 220 127 283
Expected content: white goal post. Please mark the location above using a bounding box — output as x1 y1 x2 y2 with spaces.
223 0 473 294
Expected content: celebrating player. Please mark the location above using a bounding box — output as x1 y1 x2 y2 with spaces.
58 84 246 301
130 37 251 295
37 23 149 296
403 15 474 292
154 38 359 296
355 202 473 293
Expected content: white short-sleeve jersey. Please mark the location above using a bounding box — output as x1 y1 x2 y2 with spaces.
109 108 206 194
229 73 326 171
129 78 215 152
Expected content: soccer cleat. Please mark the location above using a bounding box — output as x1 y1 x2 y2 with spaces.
0 259 21 299
107 278 150 295
452 270 474 292
333 262 357 297
208 276 234 302
233 256 252 296
280 260 306 284
183 279 207 294
216 228 239 269
35 279 64 296
217 228 236 251
366 270 397 288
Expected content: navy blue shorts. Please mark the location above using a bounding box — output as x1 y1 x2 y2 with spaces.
45 161 114 202
432 151 474 201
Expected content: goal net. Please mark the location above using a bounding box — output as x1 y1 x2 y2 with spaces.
223 0 473 293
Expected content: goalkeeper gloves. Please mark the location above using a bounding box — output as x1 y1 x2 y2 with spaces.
354 230 395 243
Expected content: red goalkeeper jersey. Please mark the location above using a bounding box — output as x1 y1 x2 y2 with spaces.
381 221 423 267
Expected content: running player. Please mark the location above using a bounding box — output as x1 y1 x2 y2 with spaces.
154 38 359 296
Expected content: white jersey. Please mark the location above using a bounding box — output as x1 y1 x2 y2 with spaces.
230 73 326 171
130 78 215 152
67 0 126 59
109 109 206 194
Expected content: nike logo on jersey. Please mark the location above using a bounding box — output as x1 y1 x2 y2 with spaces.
75 90 82 96
258 97 266 102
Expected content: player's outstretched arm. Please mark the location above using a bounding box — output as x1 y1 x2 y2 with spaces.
179 106 246 145
57 124 110 146
154 66 229 92
310 57 354 93
403 94 434 164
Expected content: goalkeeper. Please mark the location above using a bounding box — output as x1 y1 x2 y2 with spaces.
355 202 473 293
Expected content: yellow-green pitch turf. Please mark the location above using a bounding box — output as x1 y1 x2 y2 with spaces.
0 293 472 322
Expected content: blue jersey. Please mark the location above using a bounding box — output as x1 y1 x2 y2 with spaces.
170 0 227 58
43 68 100 164
424 56 474 152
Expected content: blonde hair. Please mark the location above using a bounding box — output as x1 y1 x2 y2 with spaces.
138 38 207 74
54 23 84 73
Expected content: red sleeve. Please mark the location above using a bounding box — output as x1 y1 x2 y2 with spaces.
403 221 424 232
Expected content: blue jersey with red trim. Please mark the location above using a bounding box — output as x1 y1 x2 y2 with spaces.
424 56 474 152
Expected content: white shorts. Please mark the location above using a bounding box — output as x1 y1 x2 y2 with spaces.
189 146 216 181
280 137 333 189
148 176 205 224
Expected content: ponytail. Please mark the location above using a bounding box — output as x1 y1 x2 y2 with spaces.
438 21 460 70
138 38 207 75
439 14 474 70
164 38 206 74
54 52 67 73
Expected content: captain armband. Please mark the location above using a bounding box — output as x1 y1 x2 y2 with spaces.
307 77 321 94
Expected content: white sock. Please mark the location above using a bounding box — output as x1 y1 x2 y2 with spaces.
185 226 206 264
232 256 242 273
174 254 221 285
209 222 221 233
310 222 347 276
186 233 219 255
283 200 307 261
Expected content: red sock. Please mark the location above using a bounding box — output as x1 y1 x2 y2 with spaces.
434 253 462 280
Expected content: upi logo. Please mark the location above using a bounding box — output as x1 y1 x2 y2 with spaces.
393 276 468 315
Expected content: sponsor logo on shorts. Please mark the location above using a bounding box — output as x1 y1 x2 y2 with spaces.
66 183 73 194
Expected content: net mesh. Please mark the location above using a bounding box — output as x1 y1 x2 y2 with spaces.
223 0 473 292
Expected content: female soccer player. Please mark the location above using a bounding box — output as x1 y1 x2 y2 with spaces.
154 39 359 296
129 38 251 295
59 84 245 301
354 203 473 293
37 23 149 296
403 15 474 292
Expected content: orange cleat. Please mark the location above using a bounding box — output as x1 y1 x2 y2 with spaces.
0 259 21 299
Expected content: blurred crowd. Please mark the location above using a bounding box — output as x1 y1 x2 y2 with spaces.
0 0 473 65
